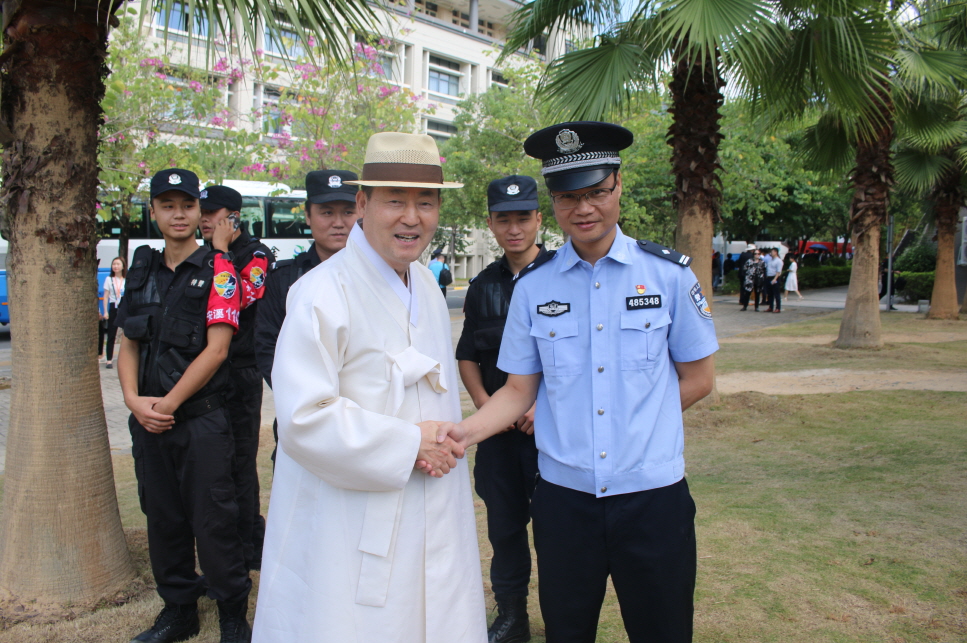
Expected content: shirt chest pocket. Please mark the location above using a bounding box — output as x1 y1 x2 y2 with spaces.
529 317 581 377
619 311 671 370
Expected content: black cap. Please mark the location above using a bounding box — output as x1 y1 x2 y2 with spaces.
199 185 242 212
150 168 201 199
306 170 359 204
524 121 633 192
488 175 539 213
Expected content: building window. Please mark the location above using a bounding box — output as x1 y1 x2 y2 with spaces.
491 71 508 87
265 13 304 58
261 88 285 135
155 1 209 36
532 34 548 56
428 55 460 96
426 119 457 143
478 20 494 37
451 10 469 28
415 0 437 17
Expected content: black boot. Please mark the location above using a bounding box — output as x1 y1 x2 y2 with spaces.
488 595 530 643
130 602 200 643
217 597 253 643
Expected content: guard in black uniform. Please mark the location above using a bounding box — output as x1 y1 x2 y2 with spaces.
118 169 252 643
456 175 554 643
199 185 273 572
254 170 359 450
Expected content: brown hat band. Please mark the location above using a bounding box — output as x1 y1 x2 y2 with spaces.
362 163 444 184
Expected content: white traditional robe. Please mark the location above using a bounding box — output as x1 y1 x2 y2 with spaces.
252 225 487 643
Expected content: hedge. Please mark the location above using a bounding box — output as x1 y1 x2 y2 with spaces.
796 265 852 289
895 271 934 302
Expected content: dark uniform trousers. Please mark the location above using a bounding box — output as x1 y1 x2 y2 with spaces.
130 408 251 606
473 429 539 598
532 477 696 643
228 364 264 569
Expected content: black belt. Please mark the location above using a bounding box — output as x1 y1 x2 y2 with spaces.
174 393 226 422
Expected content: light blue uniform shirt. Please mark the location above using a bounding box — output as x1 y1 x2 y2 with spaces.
764 255 782 277
497 227 719 497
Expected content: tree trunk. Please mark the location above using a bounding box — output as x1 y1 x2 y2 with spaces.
926 190 962 320
667 48 724 304
836 109 893 349
0 0 135 604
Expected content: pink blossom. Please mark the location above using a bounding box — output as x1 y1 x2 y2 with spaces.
439 156 446 163
210 116 225 127
314 139 328 150
139 57 164 69
123 90 133 96
189 80 204 93
255 49 264 57
280 112 293 126
230 68 244 81
96 202 103 210
138 162 147 168
378 85 399 98
336 143 347 153
330 123 342 131
357 84 365 93
213 57 229 72
299 147 311 162
270 167 281 178
107 136 116 143
147 131 157 139
378 38 389 47
307 36 316 47
155 72 167 80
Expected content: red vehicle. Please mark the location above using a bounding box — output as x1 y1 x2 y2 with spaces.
797 240 852 256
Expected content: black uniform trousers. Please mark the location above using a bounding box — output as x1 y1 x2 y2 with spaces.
769 279 782 311
531 477 696 643
130 408 251 606
228 365 264 570
473 429 539 598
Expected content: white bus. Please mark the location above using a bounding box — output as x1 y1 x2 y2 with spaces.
92 179 316 269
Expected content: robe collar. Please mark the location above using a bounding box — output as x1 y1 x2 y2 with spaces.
349 221 419 327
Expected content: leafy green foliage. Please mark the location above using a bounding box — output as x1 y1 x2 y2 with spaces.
895 241 937 272
796 265 853 289
896 271 935 302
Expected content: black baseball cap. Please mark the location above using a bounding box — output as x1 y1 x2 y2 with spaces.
488 175 539 213
306 170 359 204
199 185 242 212
524 121 633 192
150 168 201 199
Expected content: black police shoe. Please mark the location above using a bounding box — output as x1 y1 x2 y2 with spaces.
130 603 200 643
488 595 530 643
217 597 253 643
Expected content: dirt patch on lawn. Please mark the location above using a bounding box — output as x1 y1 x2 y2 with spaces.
717 368 967 395
721 331 967 345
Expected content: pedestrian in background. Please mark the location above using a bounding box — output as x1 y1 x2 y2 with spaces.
765 248 783 313
739 249 761 311
784 253 802 300
99 256 126 369
429 252 450 297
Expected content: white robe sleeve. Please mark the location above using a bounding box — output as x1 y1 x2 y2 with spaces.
272 280 422 492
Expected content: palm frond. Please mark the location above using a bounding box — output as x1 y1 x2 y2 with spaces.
893 147 954 196
790 111 856 175
501 0 623 61
896 96 967 154
656 0 773 67
893 47 967 97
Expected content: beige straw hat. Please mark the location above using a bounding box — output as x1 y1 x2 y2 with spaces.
345 132 463 189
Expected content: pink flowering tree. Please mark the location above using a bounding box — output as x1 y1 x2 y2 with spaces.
242 35 429 184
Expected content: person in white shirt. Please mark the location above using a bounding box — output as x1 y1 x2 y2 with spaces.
99 256 126 368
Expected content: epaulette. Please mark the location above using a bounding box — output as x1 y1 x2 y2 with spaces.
469 275 478 284
270 258 295 271
514 249 557 281
637 239 691 267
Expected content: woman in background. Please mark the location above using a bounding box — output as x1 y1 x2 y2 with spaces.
784 253 803 300
99 256 126 369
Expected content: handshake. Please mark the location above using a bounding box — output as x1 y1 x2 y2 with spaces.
414 421 469 478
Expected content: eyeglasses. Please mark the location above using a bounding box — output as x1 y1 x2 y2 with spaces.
550 178 618 209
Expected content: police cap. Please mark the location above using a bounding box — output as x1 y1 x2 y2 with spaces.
199 185 242 212
150 168 201 199
306 170 359 204
524 121 633 192
488 175 539 213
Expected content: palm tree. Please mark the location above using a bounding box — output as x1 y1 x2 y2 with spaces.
0 0 375 605
501 0 774 300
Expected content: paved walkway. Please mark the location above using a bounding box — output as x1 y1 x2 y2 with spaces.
0 285 920 474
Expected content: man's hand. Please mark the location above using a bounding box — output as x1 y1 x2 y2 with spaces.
515 403 536 435
126 395 175 434
415 421 457 478
212 217 235 253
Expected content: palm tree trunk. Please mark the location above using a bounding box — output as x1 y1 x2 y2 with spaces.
668 48 724 302
836 112 893 349
0 0 135 603
927 191 962 320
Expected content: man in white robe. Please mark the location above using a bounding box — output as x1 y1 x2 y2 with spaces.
252 133 487 643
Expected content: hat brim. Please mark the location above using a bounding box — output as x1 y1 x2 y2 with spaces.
344 180 463 189
544 166 616 192
308 192 359 204
488 199 539 213
152 187 201 200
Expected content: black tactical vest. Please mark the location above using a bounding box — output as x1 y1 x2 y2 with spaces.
221 233 269 368
123 245 232 408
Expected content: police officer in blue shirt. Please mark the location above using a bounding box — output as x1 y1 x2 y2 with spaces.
440 122 718 643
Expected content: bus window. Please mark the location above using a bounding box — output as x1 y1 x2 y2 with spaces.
267 198 308 238
240 198 265 238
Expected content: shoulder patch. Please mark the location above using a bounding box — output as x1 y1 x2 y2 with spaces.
637 239 691 267
515 249 558 281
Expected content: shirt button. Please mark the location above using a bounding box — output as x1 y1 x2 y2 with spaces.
596 323 603 331
595 282 600 289
598 408 604 415
645 322 651 328
549 331 556 337
600 486 608 493
600 451 607 458
597 366 604 372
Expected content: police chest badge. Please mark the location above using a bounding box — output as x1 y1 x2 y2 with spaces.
555 129 583 154
537 300 570 316
328 175 342 188
213 271 237 299
506 184 520 195
690 282 712 319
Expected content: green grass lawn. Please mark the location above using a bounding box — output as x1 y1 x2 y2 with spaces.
736 310 967 339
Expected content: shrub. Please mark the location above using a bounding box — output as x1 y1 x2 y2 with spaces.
895 242 936 272
719 270 741 295
797 265 852 289
895 271 934 302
